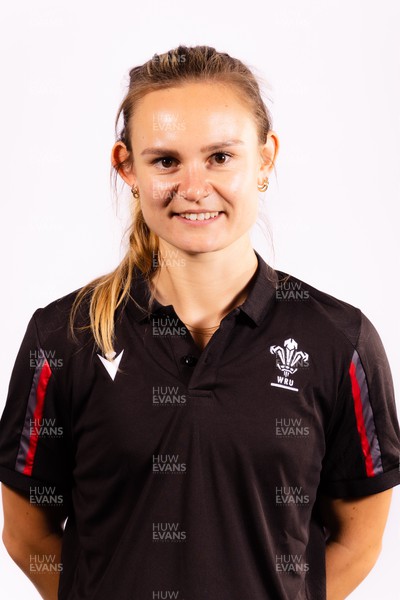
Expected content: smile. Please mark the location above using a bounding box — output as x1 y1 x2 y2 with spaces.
174 211 221 221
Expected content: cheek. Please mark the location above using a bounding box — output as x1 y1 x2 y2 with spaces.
224 170 259 217
137 183 176 236
141 180 170 210
222 171 245 195
222 158 260 196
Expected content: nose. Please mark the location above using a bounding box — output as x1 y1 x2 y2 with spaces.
176 166 210 200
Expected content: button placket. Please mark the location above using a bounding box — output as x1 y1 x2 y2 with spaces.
187 312 239 391
181 354 198 367
154 306 240 390
157 309 201 383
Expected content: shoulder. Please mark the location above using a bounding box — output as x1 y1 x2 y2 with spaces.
30 286 91 347
275 270 365 349
272 270 393 388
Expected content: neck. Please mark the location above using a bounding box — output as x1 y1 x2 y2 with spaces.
151 236 258 328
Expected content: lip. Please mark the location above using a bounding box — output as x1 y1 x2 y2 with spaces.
172 211 224 225
172 210 222 214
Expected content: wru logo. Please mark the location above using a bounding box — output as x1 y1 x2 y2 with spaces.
270 338 309 377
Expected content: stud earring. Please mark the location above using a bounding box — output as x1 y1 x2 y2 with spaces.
257 178 269 192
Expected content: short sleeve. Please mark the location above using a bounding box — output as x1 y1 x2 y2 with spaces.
319 312 400 498
0 310 72 506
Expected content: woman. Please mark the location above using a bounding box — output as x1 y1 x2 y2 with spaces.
0 45 399 600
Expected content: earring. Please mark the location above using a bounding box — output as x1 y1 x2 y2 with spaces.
257 178 269 192
131 186 140 199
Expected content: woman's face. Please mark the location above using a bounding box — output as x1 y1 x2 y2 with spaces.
116 82 277 255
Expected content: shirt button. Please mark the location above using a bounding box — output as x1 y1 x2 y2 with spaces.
181 355 198 367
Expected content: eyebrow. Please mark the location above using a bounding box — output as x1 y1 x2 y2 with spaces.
140 139 245 156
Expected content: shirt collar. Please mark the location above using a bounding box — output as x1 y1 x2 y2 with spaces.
126 249 278 327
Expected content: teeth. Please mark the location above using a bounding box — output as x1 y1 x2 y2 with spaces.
178 211 220 221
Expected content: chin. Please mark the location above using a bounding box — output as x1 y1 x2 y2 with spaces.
176 244 220 255
163 237 225 255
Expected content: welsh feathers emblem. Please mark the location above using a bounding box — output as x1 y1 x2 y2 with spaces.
269 338 309 392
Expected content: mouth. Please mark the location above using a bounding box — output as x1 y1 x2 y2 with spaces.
172 211 223 222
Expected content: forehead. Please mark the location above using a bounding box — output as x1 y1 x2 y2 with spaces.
130 82 258 144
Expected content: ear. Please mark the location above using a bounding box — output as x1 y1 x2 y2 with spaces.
111 141 136 187
258 130 279 181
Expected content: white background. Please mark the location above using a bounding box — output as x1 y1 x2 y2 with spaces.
0 0 399 597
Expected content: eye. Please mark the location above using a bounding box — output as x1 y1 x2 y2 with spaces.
152 157 177 169
212 152 232 164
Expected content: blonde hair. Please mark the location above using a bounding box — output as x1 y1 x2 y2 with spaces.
70 45 273 356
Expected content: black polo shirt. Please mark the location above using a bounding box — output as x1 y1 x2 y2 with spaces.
0 250 399 600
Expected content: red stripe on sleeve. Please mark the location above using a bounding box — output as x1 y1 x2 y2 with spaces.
349 360 375 477
23 360 52 476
